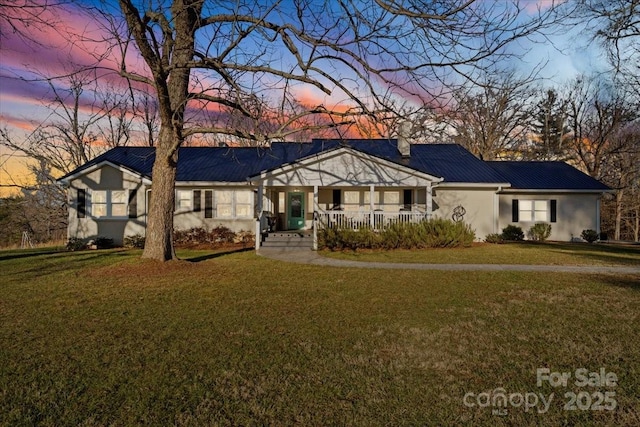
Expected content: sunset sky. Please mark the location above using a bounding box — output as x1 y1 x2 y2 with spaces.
0 0 606 195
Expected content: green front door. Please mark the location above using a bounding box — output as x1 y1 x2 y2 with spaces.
287 192 305 230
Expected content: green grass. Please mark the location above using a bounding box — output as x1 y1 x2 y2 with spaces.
1 247 639 426
321 241 640 266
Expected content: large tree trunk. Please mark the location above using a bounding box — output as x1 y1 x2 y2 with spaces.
142 130 179 260
122 0 200 261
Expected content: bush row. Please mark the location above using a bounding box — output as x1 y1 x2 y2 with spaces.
173 226 253 247
66 237 114 251
66 226 254 251
319 218 475 251
486 224 549 243
485 224 601 244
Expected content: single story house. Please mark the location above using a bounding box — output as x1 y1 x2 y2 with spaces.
58 138 610 249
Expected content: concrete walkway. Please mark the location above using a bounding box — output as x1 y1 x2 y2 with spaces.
257 248 640 275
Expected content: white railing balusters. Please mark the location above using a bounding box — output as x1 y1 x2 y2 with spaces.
317 210 425 231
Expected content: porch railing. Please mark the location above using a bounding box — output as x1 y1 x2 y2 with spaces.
316 210 427 231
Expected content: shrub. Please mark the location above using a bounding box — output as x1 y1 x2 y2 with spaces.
173 226 239 247
66 237 86 251
236 230 255 247
484 233 505 244
501 225 524 241
528 223 552 241
174 227 209 245
581 229 599 243
413 218 475 248
319 218 475 250
94 237 114 249
124 234 146 249
210 225 236 243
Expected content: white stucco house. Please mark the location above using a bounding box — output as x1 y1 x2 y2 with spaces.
58 138 610 249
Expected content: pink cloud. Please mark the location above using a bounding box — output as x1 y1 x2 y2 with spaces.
1 1 150 93
0 113 38 131
524 0 562 14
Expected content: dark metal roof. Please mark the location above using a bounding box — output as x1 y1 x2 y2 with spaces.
486 161 611 191
59 140 607 190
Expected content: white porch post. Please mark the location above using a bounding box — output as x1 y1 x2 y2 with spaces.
255 183 264 250
413 188 417 211
313 185 319 250
426 184 432 219
369 184 375 227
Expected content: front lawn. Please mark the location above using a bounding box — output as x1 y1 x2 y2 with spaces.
321 241 640 266
1 248 638 426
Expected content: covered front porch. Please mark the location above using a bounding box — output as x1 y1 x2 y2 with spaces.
254 185 436 250
249 145 443 250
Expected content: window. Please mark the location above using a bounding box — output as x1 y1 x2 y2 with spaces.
92 190 108 217
77 189 86 218
193 190 202 212
111 190 127 217
332 189 341 209
216 190 233 217
204 190 213 218
383 191 400 205
209 189 254 218
513 199 557 223
235 191 253 218
403 189 413 210
91 190 128 218
176 190 192 211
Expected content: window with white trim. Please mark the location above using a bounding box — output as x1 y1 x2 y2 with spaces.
210 189 254 218
91 190 128 218
176 190 192 211
92 190 108 217
215 190 233 217
519 200 549 222
235 190 253 218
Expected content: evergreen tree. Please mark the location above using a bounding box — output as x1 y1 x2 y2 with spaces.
531 89 569 159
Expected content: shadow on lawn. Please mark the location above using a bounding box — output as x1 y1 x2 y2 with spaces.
595 274 640 291
0 248 65 262
522 242 640 266
184 247 253 263
3 249 134 279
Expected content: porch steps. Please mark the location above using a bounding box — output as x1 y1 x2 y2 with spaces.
261 231 313 249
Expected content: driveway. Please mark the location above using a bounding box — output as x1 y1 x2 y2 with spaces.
257 248 640 275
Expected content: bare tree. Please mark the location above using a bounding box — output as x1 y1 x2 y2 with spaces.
564 76 636 180
1 70 135 175
133 91 159 146
92 0 568 260
574 0 640 98
561 76 639 240
0 0 65 43
599 123 640 240
433 70 536 160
